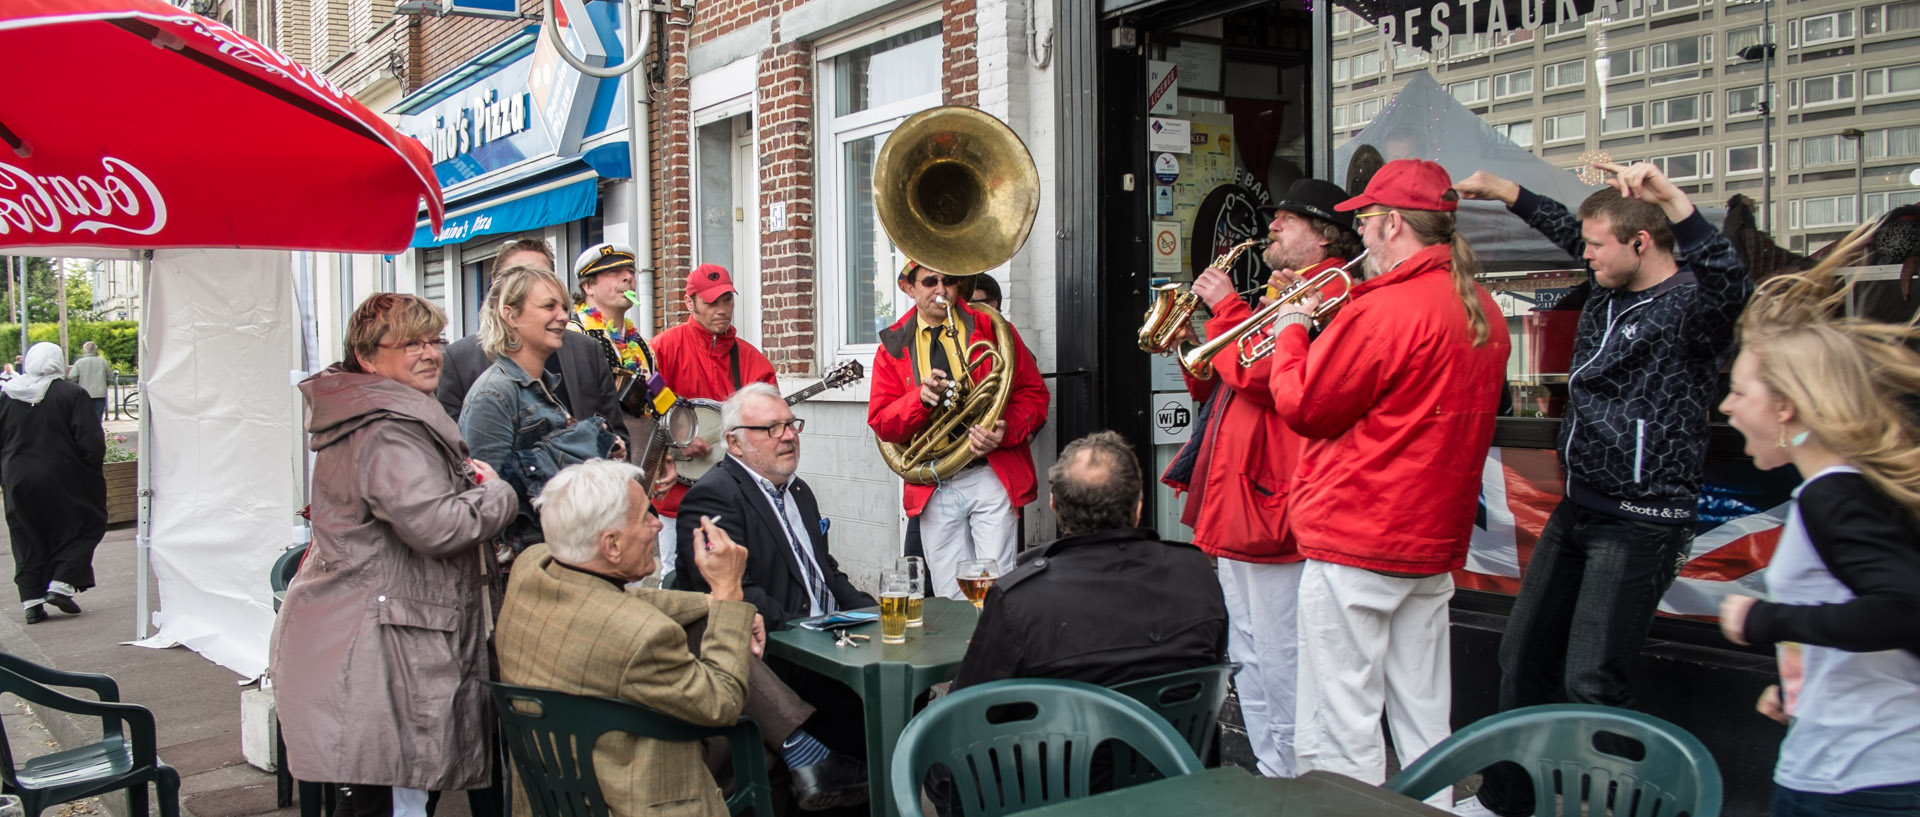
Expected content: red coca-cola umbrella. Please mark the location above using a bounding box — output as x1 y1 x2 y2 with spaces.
0 0 443 252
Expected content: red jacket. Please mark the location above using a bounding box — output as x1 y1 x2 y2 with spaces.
650 318 778 515
868 305 1050 516
1266 243 1509 575
1162 257 1353 564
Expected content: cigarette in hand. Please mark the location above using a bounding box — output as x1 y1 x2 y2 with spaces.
701 515 723 550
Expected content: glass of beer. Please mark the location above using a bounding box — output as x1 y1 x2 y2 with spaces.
879 569 912 644
896 557 927 627
957 559 998 609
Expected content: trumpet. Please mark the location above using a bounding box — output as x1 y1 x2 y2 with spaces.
1180 250 1369 376
1138 237 1269 361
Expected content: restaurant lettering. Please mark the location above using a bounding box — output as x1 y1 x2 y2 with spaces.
421 89 532 164
0 157 167 238
1373 0 1597 55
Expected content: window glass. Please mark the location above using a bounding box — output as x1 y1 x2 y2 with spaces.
820 22 941 348
1546 59 1585 89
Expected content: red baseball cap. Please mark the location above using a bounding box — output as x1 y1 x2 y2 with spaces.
1334 159 1458 213
687 263 736 302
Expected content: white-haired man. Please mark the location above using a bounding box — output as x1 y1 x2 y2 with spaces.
675 383 875 629
495 459 867 813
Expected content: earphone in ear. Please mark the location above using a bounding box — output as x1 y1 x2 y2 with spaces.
1632 239 1644 253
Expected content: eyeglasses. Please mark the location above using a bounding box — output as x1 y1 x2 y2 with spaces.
1353 210 1392 222
731 419 806 438
380 337 450 357
918 275 963 288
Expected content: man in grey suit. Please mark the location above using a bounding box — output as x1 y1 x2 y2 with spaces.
435 238 627 450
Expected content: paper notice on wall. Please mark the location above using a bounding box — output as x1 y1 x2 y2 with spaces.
1151 221 1183 273
1147 60 1179 115
1149 118 1191 154
1168 41 1223 93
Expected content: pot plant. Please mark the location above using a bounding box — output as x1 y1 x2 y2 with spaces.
104 434 137 524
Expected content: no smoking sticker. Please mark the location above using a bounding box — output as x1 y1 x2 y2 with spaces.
1151 220 1181 272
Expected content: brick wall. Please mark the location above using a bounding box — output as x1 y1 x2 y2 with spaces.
753 39 818 377
649 11 694 336
311 0 350 66
416 0 540 83
942 0 979 106
276 0 312 64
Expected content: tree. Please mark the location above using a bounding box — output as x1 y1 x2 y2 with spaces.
14 259 99 323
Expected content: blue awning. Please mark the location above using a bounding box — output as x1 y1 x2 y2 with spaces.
412 174 597 248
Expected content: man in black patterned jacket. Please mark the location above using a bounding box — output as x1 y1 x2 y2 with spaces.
1455 162 1752 816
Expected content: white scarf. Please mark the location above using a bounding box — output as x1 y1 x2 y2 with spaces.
2 343 66 406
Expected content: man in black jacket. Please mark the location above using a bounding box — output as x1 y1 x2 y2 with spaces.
675 383 874 630
1455 162 1752 815
952 430 1227 690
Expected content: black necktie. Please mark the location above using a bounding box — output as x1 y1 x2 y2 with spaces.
926 326 952 378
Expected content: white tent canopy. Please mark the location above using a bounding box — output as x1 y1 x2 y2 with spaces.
11 247 297 677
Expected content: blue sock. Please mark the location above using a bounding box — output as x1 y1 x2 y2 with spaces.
779 729 831 769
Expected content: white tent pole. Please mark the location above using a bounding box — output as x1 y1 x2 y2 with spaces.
135 251 153 640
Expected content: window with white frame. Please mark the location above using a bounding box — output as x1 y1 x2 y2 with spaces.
1650 0 1701 14
1544 111 1587 143
1795 195 1857 229
1603 103 1646 134
1449 32 1493 59
1493 120 1536 148
1650 35 1710 70
1727 24 1776 58
1798 133 1859 167
1648 151 1711 180
1546 59 1586 89
1650 92 1710 126
1598 48 1645 79
1334 8 1357 35
1865 65 1920 97
1495 68 1534 98
1726 144 1777 174
1548 13 1588 37
1867 190 1920 219
1393 44 1429 68
1604 0 1648 23
1333 104 1349 130
1727 84 1774 115
1451 78 1491 105
1353 49 1385 77
819 19 942 349
1868 124 1920 159
1865 0 1920 35
1794 11 1855 46
1333 57 1351 83
1794 72 1856 107
1352 96 1385 126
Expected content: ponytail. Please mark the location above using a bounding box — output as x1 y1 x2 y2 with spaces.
1396 207 1494 347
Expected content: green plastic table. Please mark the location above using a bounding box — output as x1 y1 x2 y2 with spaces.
766 598 979 817
1015 767 1450 816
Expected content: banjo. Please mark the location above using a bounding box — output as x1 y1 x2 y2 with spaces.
675 360 866 485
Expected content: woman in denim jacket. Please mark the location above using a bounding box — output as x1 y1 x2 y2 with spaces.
460 265 623 555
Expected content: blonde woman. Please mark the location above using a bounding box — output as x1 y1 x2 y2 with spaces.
1715 227 1920 816
460 265 623 556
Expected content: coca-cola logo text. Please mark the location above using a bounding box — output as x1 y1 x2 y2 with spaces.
0 157 168 238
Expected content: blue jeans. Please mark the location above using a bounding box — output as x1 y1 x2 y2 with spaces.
1477 500 1693 815
1775 781 1920 816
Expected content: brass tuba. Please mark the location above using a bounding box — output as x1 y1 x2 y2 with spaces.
872 106 1038 484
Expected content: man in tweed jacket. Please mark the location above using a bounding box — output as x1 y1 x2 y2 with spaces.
1455 162 1752 816
495 458 761 817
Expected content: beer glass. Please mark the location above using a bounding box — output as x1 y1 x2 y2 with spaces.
896 556 927 627
957 559 998 609
879 569 912 644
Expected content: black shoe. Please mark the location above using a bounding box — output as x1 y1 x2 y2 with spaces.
44 592 81 615
790 752 868 812
24 606 46 625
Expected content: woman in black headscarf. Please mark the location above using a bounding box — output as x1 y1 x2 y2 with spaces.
0 342 106 624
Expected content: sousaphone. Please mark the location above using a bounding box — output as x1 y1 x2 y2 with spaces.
873 106 1039 484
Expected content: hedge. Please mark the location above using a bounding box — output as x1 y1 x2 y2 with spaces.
0 321 140 373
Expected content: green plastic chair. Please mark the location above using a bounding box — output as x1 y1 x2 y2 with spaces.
0 654 180 817
1109 664 1234 759
491 682 775 817
889 679 1204 817
1387 704 1723 817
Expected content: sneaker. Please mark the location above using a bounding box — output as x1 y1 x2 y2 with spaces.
1452 796 1498 817
44 592 81 615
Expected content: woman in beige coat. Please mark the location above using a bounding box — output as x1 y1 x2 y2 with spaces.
270 293 518 817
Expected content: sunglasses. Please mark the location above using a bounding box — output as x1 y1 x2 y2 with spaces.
918 275 963 288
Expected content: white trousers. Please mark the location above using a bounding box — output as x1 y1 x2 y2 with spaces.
919 466 1017 600
1218 559 1304 778
391 787 430 817
1294 560 1454 805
